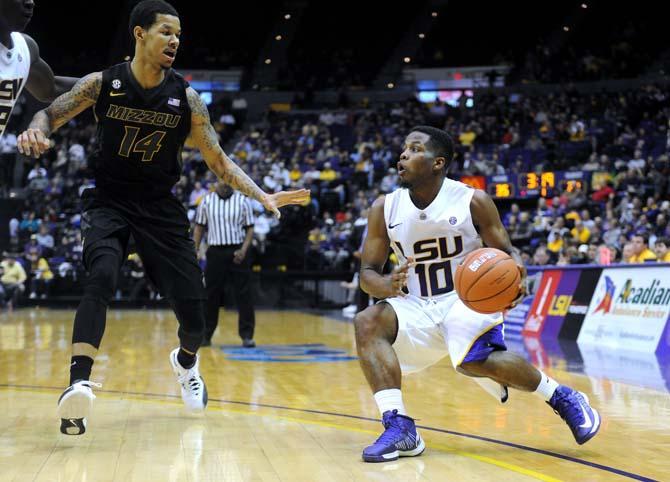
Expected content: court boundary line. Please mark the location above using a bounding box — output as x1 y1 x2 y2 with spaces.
0 383 657 482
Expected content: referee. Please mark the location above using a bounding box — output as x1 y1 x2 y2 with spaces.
194 181 256 347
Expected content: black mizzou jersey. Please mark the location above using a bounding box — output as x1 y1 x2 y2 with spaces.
91 62 191 199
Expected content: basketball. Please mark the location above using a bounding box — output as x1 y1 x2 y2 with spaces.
454 248 521 314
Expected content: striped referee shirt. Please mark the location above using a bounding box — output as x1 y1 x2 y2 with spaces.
195 191 254 246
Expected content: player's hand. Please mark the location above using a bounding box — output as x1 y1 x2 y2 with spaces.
17 128 51 158
262 189 311 218
507 264 528 309
387 256 415 297
233 248 247 264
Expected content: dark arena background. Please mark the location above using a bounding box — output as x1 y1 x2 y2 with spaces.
0 1 668 480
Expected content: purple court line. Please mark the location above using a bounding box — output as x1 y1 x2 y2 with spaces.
1 383 657 482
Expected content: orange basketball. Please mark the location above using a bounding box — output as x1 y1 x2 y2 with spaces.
454 248 521 314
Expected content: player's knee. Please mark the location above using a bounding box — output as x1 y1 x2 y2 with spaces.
354 306 391 342
459 359 494 378
83 247 121 303
84 269 117 303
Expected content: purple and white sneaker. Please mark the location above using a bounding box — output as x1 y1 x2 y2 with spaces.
362 410 425 462
548 385 601 445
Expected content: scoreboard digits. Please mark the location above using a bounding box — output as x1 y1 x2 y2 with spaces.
482 171 588 199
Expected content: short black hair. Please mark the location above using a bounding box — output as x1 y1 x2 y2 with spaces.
409 125 455 163
632 233 649 245
129 0 178 38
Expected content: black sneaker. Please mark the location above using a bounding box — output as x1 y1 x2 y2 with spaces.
242 338 256 348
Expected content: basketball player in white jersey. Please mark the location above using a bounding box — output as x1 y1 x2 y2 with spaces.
0 0 78 138
355 126 600 463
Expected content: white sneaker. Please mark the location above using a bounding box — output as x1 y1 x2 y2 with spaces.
57 380 101 435
169 348 208 411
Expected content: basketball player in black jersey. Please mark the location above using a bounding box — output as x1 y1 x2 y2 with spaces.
17 0 309 435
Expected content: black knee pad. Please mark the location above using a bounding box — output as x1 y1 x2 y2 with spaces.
172 299 206 352
83 245 122 303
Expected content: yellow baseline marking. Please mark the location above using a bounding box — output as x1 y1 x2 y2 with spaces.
2 386 563 482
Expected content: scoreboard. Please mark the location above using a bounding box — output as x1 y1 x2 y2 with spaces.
477 171 589 199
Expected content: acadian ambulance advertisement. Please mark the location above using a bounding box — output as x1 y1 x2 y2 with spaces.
578 267 670 351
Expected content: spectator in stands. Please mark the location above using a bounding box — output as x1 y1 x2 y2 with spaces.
19 211 40 236
459 124 476 147
35 224 55 257
531 246 553 266
571 220 591 244
580 210 596 231
24 235 43 266
289 163 302 182
379 167 398 193
28 166 49 191
27 162 47 182
602 217 621 248
654 237 670 262
352 146 373 189
629 234 657 263
126 255 156 301
503 203 520 228
1 253 27 309
29 257 53 299
621 242 635 263
511 212 532 244
189 181 209 207
319 162 338 182
566 185 587 210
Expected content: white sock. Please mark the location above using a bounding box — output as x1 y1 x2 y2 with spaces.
373 389 406 416
534 371 560 401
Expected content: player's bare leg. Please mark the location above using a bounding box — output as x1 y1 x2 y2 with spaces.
354 303 425 462
354 303 401 392
459 350 540 391
460 351 601 444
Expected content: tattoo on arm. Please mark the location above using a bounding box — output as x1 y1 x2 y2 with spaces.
187 88 267 203
219 155 267 202
30 72 101 136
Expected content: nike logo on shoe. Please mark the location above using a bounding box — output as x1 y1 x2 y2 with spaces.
578 402 593 429
388 222 402 229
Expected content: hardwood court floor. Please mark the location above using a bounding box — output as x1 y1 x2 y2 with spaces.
0 308 667 481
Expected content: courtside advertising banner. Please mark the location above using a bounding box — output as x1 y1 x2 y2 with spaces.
578 267 670 352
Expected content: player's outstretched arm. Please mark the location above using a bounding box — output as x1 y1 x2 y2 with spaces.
186 87 309 217
17 72 101 158
22 34 79 102
360 196 415 299
470 189 528 305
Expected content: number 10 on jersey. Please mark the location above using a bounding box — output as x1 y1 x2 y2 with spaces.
397 235 463 297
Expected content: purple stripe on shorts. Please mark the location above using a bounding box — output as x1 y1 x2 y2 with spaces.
461 324 507 364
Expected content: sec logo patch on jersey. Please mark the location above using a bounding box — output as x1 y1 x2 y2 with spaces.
112 79 122 89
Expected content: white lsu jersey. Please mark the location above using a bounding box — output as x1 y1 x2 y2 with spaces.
384 178 482 300
0 32 30 138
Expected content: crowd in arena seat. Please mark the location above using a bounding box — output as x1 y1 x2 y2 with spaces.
2 82 670 307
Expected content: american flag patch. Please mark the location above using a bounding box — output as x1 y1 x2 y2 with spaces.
168 98 181 107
